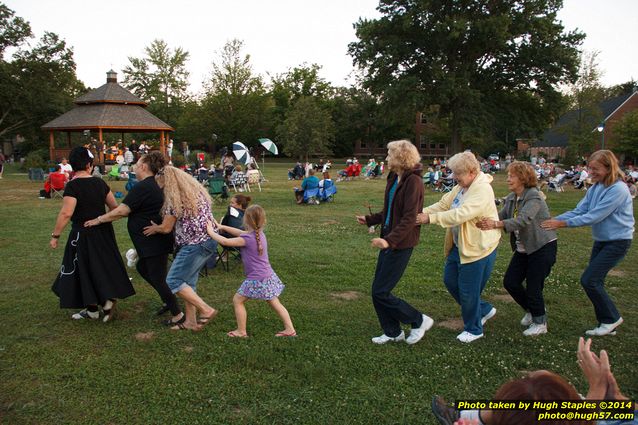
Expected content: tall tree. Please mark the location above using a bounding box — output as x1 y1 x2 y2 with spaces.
270 64 333 123
277 96 334 161
122 39 190 125
0 3 84 147
349 0 584 152
202 39 272 153
563 51 606 155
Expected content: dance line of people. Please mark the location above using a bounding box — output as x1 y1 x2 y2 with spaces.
50 145 633 344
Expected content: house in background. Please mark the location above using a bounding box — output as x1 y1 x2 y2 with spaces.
353 111 451 158
521 90 638 160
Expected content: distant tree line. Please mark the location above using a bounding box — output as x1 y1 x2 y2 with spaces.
2 0 637 162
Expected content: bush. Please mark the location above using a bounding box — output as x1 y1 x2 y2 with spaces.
22 150 48 170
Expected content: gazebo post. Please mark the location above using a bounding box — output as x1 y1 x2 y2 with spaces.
98 128 104 167
49 131 55 161
160 131 165 156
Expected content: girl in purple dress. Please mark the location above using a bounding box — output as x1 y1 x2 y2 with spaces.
207 205 296 338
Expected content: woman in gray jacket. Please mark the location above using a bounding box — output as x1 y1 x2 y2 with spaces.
477 161 557 336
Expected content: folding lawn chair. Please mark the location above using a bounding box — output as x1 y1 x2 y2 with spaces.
319 180 337 202
208 177 228 204
216 206 244 272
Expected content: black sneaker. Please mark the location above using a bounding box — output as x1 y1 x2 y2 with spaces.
432 396 459 425
156 304 170 316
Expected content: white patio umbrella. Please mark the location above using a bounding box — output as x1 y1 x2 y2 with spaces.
259 138 278 155
232 141 251 165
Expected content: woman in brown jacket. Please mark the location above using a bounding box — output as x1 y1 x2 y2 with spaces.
356 140 434 345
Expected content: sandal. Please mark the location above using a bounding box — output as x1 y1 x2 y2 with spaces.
227 331 248 338
197 309 218 326
170 322 201 331
275 330 297 337
163 314 185 327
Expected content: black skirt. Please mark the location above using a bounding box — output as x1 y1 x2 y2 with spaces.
52 224 135 309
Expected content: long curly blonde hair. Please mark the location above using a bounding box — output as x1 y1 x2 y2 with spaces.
156 166 211 218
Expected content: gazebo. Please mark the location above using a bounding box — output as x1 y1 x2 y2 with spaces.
41 70 173 162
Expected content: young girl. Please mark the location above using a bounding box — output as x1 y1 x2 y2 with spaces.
207 205 296 338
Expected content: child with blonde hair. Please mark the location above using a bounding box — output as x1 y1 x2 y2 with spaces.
207 205 296 338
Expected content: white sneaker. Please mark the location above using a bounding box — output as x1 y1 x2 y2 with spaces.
72 309 99 320
523 322 547 336
520 312 533 327
585 318 623 336
372 331 405 345
481 307 497 326
457 331 483 343
406 314 434 345
126 248 138 268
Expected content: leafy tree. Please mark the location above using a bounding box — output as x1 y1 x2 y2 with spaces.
277 96 334 161
270 64 333 123
349 0 584 153
0 3 84 149
122 39 190 125
614 110 638 159
202 39 273 154
562 51 606 155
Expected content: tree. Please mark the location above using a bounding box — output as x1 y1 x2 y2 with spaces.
202 39 273 154
349 0 584 152
562 51 606 155
270 64 333 123
277 96 334 161
614 110 638 159
122 39 190 125
0 3 84 148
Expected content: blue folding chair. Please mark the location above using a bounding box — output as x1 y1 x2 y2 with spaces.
319 180 337 202
303 187 320 204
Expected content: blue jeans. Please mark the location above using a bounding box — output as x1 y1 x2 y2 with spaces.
443 246 497 335
581 240 631 324
166 238 217 293
371 248 423 337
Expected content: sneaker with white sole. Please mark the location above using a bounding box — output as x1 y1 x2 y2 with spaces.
523 322 547 336
72 309 100 320
520 312 533 326
102 299 117 323
456 331 483 343
481 307 496 326
585 318 623 336
372 330 405 344
406 314 434 345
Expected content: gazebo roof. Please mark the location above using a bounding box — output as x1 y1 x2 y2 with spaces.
41 103 173 131
41 70 173 132
74 82 146 105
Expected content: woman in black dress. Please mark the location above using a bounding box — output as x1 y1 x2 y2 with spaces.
50 147 135 321
84 152 183 326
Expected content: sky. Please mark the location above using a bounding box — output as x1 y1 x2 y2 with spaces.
4 0 638 93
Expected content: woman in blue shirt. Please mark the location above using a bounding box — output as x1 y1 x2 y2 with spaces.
542 150 634 336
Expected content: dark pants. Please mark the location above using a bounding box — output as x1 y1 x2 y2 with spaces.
371 248 422 337
581 240 631 324
136 254 181 316
503 240 557 323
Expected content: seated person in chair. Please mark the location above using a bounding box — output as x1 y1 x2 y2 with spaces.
214 194 251 265
294 168 320 204
40 165 67 198
319 172 336 201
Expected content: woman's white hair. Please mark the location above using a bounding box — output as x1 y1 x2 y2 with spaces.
447 151 480 175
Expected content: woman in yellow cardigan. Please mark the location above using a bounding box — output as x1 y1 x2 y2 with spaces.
417 151 501 343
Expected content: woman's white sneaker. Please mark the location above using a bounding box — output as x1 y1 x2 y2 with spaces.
72 309 99 320
406 314 434 345
520 312 533 326
372 331 405 344
523 322 547 336
456 331 483 343
585 318 623 336
481 308 497 326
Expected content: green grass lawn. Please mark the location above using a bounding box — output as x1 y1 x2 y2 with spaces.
0 162 636 424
